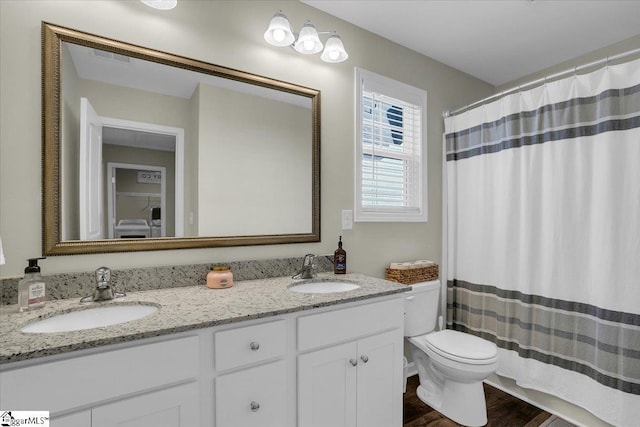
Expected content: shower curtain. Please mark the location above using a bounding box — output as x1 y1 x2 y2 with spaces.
443 58 640 427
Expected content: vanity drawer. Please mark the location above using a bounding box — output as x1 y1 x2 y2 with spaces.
297 298 404 351
215 360 287 427
214 319 286 371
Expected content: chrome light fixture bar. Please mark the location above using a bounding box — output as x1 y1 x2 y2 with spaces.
264 10 349 63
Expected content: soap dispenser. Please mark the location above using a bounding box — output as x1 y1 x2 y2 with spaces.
334 236 347 274
18 257 46 312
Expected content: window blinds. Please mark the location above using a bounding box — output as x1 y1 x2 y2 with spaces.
355 68 426 222
361 91 421 210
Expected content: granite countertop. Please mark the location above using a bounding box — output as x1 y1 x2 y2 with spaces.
0 273 408 365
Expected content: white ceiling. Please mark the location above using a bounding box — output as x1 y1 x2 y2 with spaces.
301 0 640 86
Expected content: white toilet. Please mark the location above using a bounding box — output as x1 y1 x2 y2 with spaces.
404 280 498 426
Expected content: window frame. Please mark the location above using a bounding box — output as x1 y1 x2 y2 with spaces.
354 67 428 222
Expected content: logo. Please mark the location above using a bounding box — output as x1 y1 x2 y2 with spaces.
0 411 49 426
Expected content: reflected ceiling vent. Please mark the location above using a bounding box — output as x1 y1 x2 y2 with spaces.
91 48 131 63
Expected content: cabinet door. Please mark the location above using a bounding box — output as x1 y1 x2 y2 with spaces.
51 410 91 427
92 382 199 427
356 330 404 427
215 360 287 427
298 341 357 427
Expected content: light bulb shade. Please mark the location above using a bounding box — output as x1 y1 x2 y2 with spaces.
264 11 295 47
320 34 349 63
293 21 323 54
140 0 177 10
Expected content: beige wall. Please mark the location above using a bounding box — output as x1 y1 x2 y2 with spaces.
496 35 640 92
76 79 192 131
0 0 493 277
197 82 312 236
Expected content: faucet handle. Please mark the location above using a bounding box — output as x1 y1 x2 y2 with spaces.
95 266 111 285
303 254 316 266
293 254 317 280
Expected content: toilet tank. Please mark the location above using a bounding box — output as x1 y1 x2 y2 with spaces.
404 280 441 337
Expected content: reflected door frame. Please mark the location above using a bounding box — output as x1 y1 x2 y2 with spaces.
102 117 185 237
79 97 104 240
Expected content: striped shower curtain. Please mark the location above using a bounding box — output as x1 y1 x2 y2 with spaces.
443 58 639 427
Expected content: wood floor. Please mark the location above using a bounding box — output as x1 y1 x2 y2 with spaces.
403 375 552 427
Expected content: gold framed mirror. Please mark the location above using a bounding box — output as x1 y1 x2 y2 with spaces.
42 22 320 255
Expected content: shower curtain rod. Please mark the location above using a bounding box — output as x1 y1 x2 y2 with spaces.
443 47 640 118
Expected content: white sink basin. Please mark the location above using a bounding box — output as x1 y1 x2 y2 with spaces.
20 304 159 334
289 280 360 294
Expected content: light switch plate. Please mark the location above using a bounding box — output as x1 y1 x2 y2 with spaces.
341 209 353 230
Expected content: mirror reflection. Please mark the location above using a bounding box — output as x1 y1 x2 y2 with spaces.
43 23 320 254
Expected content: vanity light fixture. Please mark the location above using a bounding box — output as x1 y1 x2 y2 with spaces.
320 32 349 63
140 0 177 10
264 10 349 63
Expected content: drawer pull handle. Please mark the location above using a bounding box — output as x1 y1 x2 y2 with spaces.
360 355 369 363
250 401 260 412
250 341 260 351
349 358 358 367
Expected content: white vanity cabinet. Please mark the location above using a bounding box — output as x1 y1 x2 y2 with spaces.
297 298 405 427
91 382 199 427
213 319 288 427
215 360 287 427
53 384 198 427
52 410 91 427
0 335 200 427
214 319 286 371
1 292 405 427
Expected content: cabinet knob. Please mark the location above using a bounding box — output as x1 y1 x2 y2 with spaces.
250 401 260 412
349 358 358 366
360 355 369 363
250 341 260 351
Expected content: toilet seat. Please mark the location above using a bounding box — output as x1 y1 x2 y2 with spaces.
423 330 497 365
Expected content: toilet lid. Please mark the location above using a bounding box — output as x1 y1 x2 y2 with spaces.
424 330 497 362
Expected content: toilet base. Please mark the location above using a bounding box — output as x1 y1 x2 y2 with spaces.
415 380 488 427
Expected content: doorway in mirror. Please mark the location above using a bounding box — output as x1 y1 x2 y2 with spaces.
72 96 185 241
107 163 167 239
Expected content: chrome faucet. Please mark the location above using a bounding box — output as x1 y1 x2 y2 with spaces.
293 254 317 280
96 266 110 287
94 267 114 301
81 267 126 303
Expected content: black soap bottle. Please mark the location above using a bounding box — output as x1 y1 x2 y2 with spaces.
334 236 347 274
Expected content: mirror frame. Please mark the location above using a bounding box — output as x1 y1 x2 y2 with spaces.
42 22 321 255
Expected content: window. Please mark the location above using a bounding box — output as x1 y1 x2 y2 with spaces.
355 68 427 222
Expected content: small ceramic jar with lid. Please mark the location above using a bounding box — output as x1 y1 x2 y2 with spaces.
206 266 234 289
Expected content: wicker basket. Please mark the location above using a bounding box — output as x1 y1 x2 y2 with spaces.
385 262 439 285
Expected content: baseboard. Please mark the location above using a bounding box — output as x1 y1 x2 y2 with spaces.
538 415 577 427
483 378 587 427
405 361 418 378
